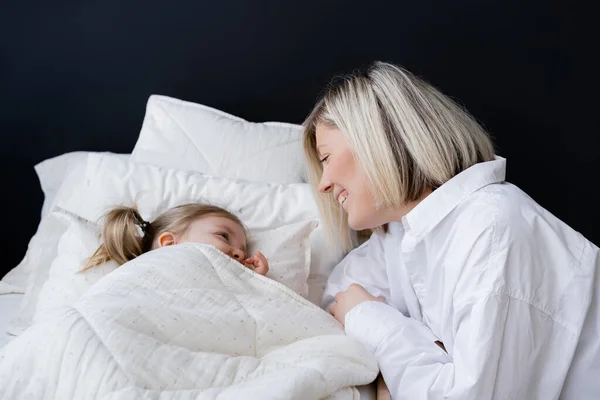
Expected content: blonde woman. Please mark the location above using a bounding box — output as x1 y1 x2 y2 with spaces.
304 62 600 399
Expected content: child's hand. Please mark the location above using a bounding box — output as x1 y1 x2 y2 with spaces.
243 251 269 276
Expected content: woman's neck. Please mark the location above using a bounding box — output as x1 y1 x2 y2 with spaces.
390 188 433 222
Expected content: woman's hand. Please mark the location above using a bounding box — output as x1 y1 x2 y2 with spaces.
243 251 269 276
329 283 384 326
376 374 391 400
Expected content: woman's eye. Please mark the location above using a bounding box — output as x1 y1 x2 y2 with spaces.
319 155 330 164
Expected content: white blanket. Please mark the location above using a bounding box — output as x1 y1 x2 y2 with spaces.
0 244 377 399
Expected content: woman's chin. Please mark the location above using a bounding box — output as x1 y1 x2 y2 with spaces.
347 214 371 231
347 209 383 231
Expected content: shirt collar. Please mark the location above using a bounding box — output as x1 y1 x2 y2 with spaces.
400 156 507 238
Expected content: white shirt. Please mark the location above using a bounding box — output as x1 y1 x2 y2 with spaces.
323 157 600 399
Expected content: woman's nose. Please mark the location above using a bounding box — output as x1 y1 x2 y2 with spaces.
318 175 333 193
231 248 245 261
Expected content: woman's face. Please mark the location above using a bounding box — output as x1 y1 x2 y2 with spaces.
315 124 389 230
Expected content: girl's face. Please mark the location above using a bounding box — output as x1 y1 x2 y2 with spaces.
158 215 247 262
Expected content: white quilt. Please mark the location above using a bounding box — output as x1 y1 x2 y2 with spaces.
0 244 377 399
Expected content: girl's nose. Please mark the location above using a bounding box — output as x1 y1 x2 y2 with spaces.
231 248 245 261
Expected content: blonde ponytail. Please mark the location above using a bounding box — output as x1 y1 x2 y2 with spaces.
82 206 152 271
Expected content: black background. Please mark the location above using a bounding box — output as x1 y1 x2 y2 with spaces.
1 1 591 276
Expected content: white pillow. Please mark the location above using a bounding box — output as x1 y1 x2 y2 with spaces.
31 212 316 325
36 152 129 219
56 153 320 236
1 152 128 295
130 95 305 184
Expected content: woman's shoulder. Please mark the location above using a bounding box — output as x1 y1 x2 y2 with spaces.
441 181 585 255
450 181 588 264
457 182 552 230
448 184 596 331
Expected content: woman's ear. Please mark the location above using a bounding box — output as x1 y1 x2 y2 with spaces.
157 232 178 248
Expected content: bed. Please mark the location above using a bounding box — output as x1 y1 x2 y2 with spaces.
0 95 377 399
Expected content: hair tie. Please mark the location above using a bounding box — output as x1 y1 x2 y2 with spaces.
139 220 151 234
134 213 152 235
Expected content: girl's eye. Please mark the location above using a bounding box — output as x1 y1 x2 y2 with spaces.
319 155 330 164
218 232 229 241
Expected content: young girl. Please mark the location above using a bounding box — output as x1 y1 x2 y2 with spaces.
83 203 269 275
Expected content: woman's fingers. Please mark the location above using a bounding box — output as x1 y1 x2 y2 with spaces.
328 304 335 317
376 374 391 400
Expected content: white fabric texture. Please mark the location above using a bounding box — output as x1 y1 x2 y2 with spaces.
0 152 128 295
0 214 68 295
0 294 21 349
30 211 317 328
31 212 118 325
6 211 77 334
36 151 129 219
131 95 306 184
0 244 378 399
7 151 320 334
53 153 318 296
324 157 600 400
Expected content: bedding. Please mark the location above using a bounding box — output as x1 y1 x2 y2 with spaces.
0 244 378 399
52 153 319 296
36 152 130 219
1 152 128 295
5 153 321 335
30 209 317 328
0 294 21 349
1 96 343 319
131 95 306 184
129 94 346 306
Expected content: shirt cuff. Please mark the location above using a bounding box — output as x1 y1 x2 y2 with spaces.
344 301 408 353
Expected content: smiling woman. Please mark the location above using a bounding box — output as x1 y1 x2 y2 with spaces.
302 61 600 399
303 62 495 250
315 125 433 234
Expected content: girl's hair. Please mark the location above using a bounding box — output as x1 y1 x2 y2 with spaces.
303 61 495 251
82 203 244 271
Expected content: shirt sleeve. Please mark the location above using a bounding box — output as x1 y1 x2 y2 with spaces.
322 231 390 310
345 284 576 399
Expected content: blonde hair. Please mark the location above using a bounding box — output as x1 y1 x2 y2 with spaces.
83 203 244 271
303 61 495 251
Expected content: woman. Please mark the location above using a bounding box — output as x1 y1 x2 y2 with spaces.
303 62 599 399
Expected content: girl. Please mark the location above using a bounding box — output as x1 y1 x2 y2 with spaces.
83 203 269 275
